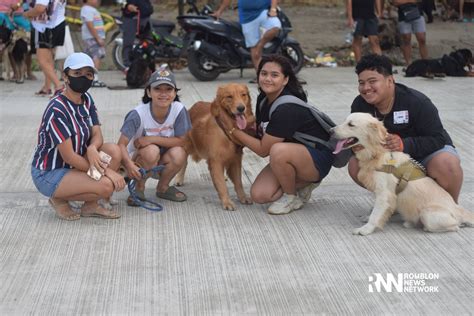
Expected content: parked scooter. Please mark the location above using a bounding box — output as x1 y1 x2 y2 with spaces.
177 1 305 81
110 2 210 71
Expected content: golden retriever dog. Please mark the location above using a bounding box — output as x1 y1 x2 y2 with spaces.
175 83 256 210
332 113 473 235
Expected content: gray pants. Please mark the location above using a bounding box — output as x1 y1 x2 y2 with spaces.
122 15 150 67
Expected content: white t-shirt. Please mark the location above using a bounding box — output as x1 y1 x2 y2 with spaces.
120 101 192 157
31 0 66 32
80 5 105 40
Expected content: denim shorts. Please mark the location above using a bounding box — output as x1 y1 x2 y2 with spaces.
305 145 334 181
420 145 459 168
398 16 426 34
242 10 281 48
31 166 70 198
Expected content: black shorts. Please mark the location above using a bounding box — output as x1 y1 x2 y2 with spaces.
354 17 379 37
32 21 65 51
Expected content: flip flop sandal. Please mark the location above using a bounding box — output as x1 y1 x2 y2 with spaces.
48 198 80 221
81 205 121 219
92 80 107 87
156 186 187 202
127 190 146 207
35 89 52 96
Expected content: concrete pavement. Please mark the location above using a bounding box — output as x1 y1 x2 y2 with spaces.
0 67 473 314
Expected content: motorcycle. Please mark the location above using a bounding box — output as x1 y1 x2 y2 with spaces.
110 2 210 71
177 1 305 81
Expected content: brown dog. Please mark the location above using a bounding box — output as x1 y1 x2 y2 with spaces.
175 83 256 210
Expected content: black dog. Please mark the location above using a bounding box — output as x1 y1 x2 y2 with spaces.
405 49 474 78
0 25 12 80
126 39 156 88
9 35 29 83
126 58 155 88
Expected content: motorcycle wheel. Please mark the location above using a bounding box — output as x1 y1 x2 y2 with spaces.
282 43 305 74
112 42 126 71
187 50 221 81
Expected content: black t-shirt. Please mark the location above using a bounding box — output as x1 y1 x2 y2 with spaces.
352 0 377 19
351 83 453 160
256 89 331 148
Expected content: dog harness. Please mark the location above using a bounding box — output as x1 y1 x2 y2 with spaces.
377 155 426 194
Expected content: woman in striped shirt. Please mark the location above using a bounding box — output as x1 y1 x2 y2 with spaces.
31 53 126 220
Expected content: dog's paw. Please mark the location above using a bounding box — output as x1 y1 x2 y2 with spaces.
175 180 184 187
222 199 236 211
403 221 416 229
239 195 253 205
353 223 376 236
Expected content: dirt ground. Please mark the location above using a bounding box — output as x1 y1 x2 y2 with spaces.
86 2 474 70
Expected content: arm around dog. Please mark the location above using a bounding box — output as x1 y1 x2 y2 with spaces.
230 129 284 157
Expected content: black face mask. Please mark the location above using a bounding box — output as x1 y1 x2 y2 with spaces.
67 75 93 94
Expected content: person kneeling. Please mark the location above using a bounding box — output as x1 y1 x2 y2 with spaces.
118 68 192 205
31 53 126 220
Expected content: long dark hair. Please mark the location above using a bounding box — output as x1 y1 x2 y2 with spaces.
142 86 181 103
256 54 307 102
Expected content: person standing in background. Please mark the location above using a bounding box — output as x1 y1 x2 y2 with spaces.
346 0 382 63
393 0 428 66
121 0 153 70
212 0 281 82
81 0 107 87
23 0 66 96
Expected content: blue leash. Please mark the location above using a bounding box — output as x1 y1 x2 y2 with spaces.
127 165 165 212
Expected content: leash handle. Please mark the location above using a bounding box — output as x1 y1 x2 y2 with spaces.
128 165 165 212
136 9 140 36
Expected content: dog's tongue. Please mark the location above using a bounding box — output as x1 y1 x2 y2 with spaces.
235 114 247 130
333 139 349 154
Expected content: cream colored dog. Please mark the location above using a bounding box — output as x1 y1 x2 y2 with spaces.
332 112 473 235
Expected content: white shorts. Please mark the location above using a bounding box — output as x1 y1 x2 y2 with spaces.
241 10 281 48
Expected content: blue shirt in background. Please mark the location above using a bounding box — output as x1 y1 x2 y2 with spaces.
238 0 271 24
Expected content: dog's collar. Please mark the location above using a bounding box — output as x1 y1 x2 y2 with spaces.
214 116 244 151
377 154 426 194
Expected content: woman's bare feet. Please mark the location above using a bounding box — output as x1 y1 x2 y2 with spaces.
48 198 80 221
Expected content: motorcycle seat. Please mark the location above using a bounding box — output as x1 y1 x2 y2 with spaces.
150 19 175 33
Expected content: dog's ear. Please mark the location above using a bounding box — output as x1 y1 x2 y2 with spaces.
210 86 223 117
367 121 387 145
244 85 252 112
